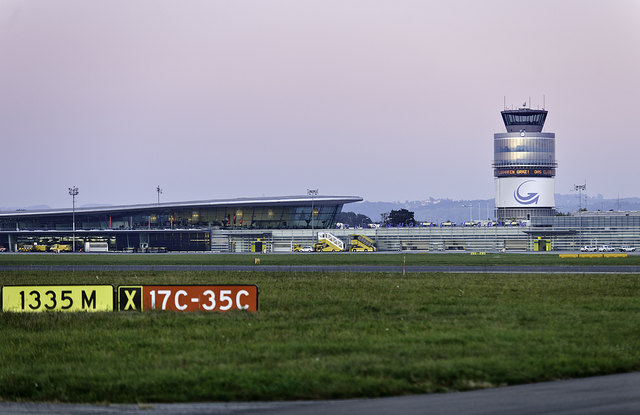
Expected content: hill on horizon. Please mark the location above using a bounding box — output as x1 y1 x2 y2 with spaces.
3 195 640 226
347 194 640 224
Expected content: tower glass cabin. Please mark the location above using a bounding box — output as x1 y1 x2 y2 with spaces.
493 108 556 221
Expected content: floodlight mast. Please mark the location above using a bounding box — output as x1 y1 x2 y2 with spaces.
307 189 318 238
156 185 163 204
462 203 472 222
573 183 587 212
573 183 587 248
68 186 79 252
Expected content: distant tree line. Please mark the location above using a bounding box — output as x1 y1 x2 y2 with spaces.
384 208 416 226
336 211 372 227
339 208 417 227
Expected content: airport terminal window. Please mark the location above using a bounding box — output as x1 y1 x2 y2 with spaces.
502 112 547 126
0 202 345 233
494 137 555 166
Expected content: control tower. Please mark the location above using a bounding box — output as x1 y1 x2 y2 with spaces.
493 106 556 220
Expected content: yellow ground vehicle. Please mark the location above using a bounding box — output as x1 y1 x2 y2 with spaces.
18 245 34 252
349 234 376 252
33 244 48 252
314 232 344 252
50 244 72 253
314 242 337 252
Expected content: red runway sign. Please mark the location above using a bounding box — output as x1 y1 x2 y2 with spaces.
118 285 258 312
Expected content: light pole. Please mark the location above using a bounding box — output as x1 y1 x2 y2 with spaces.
462 203 472 223
573 183 587 248
156 185 163 204
573 183 586 212
68 186 79 252
307 188 318 238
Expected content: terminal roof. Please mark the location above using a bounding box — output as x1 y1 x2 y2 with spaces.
0 195 363 217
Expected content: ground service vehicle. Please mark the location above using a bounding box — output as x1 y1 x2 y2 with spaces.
0 246 6 252
314 232 344 252
84 241 109 252
619 246 636 252
50 244 71 253
33 244 48 252
349 234 376 252
314 242 336 252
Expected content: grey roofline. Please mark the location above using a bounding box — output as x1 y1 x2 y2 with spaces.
0 195 363 218
493 133 555 138
501 109 548 114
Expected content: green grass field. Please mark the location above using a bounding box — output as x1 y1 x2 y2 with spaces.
1 269 639 403
0 252 639 266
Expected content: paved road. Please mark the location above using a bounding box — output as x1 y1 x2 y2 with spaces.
2 264 640 273
1 372 638 415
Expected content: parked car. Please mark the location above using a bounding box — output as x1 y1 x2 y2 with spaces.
598 245 615 252
0 246 6 252
580 246 597 252
298 246 314 252
619 246 636 252
420 222 436 227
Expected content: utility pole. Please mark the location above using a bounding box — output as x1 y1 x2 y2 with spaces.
573 183 586 248
68 186 79 252
307 188 318 239
573 183 586 212
156 185 163 204
462 203 472 222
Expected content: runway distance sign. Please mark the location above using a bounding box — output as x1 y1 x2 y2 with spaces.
2 285 115 312
118 285 259 312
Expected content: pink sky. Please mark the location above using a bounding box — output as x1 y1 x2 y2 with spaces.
1 0 639 207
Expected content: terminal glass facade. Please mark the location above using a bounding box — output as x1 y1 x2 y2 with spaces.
493 134 556 167
0 196 358 252
501 109 547 132
0 204 342 232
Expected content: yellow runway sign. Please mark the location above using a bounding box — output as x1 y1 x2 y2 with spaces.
2 285 114 312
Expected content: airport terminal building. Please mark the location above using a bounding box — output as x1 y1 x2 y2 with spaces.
2 107 638 253
0 195 361 252
1 195 639 252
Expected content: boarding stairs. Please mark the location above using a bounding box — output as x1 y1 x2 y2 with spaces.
350 234 376 251
317 232 345 251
